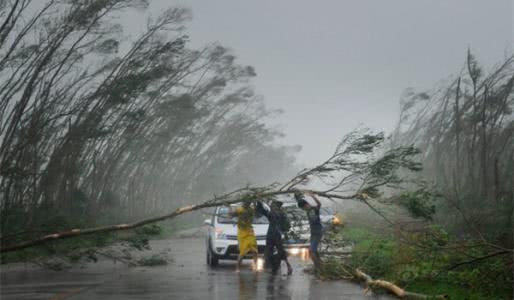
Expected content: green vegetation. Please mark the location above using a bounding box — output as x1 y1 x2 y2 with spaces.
321 226 513 299
1 233 113 264
397 189 438 221
0 224 165 266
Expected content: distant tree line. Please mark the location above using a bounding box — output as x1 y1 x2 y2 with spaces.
0 1 299 243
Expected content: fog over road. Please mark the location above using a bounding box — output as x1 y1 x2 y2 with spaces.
1 238 393 299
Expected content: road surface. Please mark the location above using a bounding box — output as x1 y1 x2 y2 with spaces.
1 238 393 299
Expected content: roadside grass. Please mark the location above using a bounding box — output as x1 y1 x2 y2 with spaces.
1 232 116 265
0 210 205 269
406 281 511 300
321 226 513 300
0 216 203 267
0 224 164 265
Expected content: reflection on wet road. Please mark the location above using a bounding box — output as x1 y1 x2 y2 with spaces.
1 238 393 299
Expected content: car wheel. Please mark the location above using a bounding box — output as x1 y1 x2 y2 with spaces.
207 243 219 267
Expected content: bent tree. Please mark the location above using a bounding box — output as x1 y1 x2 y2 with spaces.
392 52 514 249
0 0 298 240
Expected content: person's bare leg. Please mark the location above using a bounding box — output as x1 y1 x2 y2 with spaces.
311 252 321 275
252 250 258 271
284 258 293 275
236 255 243 272
277 242 292 275
310 234 322 275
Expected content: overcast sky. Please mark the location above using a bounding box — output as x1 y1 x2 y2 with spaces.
136 0 512 166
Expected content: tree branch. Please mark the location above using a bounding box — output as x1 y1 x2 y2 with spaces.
0 188 356 253
446 250 510 271
353 268 448 299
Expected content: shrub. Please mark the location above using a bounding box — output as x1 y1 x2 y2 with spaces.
137 254 168 266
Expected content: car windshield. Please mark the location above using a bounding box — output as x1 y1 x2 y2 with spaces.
283 205 307 222
216 207 269 224
283 204 333 219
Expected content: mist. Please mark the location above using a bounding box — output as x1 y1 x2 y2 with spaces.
0 1 512 299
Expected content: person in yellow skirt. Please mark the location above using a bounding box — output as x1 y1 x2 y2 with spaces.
231 201 259 272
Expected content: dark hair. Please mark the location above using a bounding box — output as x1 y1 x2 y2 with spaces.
297 199 307 208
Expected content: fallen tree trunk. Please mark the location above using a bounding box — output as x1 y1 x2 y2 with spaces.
1 188 356 253
353 269 448 300
1 131 424 254
0 188 261 253
1 204 192 253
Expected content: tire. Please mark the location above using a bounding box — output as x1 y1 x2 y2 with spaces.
207 242 219 267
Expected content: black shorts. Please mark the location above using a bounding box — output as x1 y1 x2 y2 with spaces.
265 235 287 260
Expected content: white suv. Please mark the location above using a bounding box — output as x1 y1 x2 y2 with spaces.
204 202 340 266
205 205 268 267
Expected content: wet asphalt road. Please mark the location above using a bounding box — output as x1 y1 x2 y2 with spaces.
1 238 393 300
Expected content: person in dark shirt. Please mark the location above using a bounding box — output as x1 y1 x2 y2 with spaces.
294 190 322 273
256 200 293 275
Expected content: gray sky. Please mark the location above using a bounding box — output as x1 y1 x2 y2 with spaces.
142 0 512 166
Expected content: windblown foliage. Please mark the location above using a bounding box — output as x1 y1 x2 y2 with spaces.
0 1 299 244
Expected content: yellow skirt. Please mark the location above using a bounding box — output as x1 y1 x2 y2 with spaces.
237 228 258 257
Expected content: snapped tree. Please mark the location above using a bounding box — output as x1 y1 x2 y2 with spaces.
0 1 299 238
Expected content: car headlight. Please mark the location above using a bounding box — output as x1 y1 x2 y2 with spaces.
288 248 301 255
216 233 227 239
215 228 227 239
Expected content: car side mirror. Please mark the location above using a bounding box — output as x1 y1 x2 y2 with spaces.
204 218 212 226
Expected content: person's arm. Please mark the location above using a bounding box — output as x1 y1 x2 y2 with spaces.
294 190 305 204
256 201 270 218
307 191 321 208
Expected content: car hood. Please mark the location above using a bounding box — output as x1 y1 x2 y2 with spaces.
214 223 269 235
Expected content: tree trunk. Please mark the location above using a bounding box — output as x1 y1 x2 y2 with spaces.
353 269 448 300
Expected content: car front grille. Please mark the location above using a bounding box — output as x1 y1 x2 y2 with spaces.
225 234 267 241
226 245 266 255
